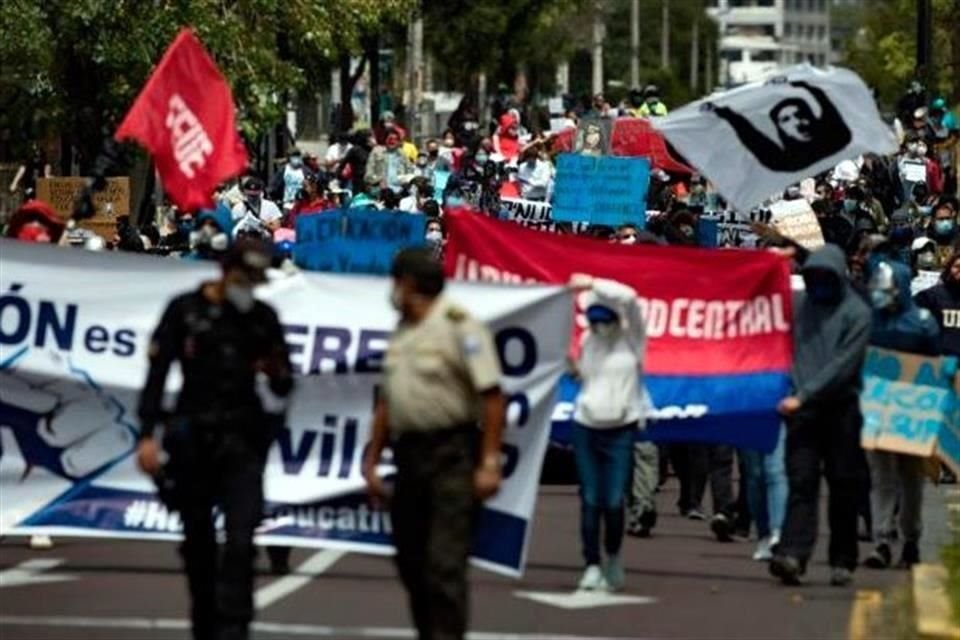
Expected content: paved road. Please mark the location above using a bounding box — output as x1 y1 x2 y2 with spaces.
2 480 950 640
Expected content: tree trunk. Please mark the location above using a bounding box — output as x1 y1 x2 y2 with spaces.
661 0 670 71
592 1 605 95
690 15 700 93
366 35 381 129
630 0 640 89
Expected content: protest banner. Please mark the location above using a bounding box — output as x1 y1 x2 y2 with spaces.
860 347 960 476
551 119 693 174
551 154 650 228
444 211 793 452
655 65 899 211
0 239 571 576
36 177 130 218
769 199 825 250
294 210 426 275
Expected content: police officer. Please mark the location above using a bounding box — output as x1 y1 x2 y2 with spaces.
363 248 505 640
136 239 293 640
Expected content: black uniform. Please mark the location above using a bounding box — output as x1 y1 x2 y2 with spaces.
138 286 292 640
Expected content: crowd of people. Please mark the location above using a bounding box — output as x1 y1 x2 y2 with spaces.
2 82 959 611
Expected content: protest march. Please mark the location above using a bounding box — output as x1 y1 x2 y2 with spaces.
2 11 960 640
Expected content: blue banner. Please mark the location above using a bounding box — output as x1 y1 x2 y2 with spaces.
294 210 426 274
551 154 650 227
551 371 789 453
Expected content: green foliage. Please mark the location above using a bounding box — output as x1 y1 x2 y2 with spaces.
839 0 959 110
0 0 414 161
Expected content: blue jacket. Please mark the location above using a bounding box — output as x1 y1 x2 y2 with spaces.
871 260 940 356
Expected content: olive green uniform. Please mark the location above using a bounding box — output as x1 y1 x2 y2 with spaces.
384 296 501 640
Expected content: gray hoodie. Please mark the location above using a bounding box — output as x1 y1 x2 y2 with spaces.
792 245 872 405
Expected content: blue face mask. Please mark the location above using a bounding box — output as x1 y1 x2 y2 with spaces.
475 154 489 165
935 219 956 236
446 195 465 207
843 199 858 213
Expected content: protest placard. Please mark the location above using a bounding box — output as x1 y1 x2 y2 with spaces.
770 199 825 250
861 347 960 475
36 177 131 218
500 198 589 234
294 210 426 274
551 154 650 227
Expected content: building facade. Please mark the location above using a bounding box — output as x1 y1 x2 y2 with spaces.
706 0 832 87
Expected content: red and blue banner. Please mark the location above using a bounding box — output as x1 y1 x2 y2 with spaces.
443 211 794 452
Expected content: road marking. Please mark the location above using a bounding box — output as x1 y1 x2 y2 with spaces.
846 590 882 640
0 615 650 639
514 589 656 609
254 549 345 610
0 558 75 588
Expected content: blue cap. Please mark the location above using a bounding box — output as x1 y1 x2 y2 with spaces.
586 304 618 324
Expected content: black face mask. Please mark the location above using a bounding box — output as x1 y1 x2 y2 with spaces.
429 149 439 158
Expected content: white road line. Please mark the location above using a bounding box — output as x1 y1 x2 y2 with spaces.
0 615 650 639
254 549 345 610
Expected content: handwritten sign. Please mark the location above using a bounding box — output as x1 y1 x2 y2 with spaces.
769 199 824 250
294 210 426 274
552 154 650 227
36 177 130 218
861 347 960 475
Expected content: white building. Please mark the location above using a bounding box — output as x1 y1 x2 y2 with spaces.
707 0 831 87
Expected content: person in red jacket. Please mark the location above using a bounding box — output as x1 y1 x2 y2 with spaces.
493 113 521 163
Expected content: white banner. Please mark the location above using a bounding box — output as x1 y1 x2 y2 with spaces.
501 198 589 234
655 65 898 211
0 240 572 576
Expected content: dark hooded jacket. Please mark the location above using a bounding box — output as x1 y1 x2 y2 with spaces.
915 253 960 356
870 260 940 356
792 245 873 405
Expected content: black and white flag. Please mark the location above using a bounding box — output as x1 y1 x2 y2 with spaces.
654 65 898 211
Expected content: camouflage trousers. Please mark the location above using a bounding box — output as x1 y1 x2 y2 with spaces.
626 441 659 533
391 426 478 640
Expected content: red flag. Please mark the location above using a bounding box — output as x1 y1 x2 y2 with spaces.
115 28 248 212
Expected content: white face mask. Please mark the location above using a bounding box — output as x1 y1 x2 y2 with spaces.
591 322 618 338
425 230 443 244
225 284 256 313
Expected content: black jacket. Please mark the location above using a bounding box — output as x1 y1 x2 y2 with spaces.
914 264 960 357
137 286 293 439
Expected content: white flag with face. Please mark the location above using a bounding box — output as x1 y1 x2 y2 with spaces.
654 65 898 212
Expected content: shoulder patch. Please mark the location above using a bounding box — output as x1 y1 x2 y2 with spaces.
446 306 467 323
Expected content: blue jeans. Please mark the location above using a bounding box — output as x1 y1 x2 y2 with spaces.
573 423 635 566
741 424 788 540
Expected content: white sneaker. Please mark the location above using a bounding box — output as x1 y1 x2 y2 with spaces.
577 564 609 591
752 537 773 561
604 555 625 591
29 535 53 550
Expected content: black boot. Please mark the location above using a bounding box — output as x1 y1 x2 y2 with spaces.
769 554 805 586
897 541 919 569
863 543 891 569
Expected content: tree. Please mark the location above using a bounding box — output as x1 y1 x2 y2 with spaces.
840 0 959 110
0 0 414 167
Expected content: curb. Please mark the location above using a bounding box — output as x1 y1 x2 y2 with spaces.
913 564 960 639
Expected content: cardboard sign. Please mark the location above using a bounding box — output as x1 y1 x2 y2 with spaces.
860 347 960 475
294 210 426 274
36 177 130 219
551 154 650 227
770 199 824 250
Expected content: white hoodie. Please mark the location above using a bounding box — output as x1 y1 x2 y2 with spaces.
573 279 649 429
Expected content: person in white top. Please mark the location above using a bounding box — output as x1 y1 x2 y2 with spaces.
516 144 553 201
569 273 647 593
231 177 283 238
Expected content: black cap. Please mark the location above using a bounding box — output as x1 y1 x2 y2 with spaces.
222 238 271 283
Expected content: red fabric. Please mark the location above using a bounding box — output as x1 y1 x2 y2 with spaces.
442 211 792 375
496 114 520 161
114 28 248 212
550 118 692 174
